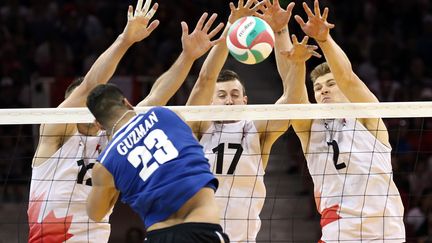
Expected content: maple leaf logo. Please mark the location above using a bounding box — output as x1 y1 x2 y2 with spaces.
28 192 74 243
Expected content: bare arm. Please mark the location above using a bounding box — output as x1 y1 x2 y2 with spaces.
255 0 295 84
295 0 377 103
185 25 230 106
62 1 159 109
186 0 262 106
255 35 320 167
138 13 225 107
295 0 389 146
87 163 119 222
33 1 160 167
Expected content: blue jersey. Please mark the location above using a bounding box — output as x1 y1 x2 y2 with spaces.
98 107 217 228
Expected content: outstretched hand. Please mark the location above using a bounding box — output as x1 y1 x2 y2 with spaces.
280 35 321 62
122 0 160 44
255 0 295 32
294 0 334 42
228 0 264 24
181 13 225 60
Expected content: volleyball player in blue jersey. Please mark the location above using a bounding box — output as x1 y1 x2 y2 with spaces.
86 84 230 242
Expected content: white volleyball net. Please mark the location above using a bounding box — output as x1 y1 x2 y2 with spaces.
0 102 431 242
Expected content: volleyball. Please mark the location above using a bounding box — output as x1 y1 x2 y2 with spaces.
227 16 275 65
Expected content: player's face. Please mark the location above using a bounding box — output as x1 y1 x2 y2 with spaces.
212 80 247 105
313 73 349 103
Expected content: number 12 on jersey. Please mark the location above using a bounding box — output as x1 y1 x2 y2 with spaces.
127 129 179 181
212 143 243 174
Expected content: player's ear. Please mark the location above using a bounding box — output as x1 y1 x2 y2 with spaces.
123 98 134 110
243 95 248 104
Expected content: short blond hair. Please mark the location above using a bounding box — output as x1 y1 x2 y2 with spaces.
310 62 331 83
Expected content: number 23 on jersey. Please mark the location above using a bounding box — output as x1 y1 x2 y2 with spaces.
127 129 179 181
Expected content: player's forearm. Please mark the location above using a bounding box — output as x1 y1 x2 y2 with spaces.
82 34 134 90
274 26 293 87
279 61 309 104
318 35 354 84
186 25 230 106
139 52 195 106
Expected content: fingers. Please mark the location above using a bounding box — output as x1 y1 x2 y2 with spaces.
294 15 306 27
143 0 151 15
261 0 271 9
146 20 160 34
291 34 299 44
146 3 158 19
210 36 226 47
251 1 266 13
327 22 335 29
135 0 144 15
286 2 295 13
202 13 218 33
311 51 322 58
253 12 265 19
127 5 133 20
303 2 314 19
229 2 236 12
244 0 256 9
300 35 309 45
306 45 318 50
181 21 189 36
314 0 321 17
322 7 329 20
195 12 209 32
238 0 245 8
208 22 225 39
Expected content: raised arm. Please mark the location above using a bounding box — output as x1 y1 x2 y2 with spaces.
254 35 319 166
62 0 159 108
137 12 225 106
295 0 389 146
186 0 263 106
255 0 295 83
34 0 160 167
279 35 320 105
295 0 378 103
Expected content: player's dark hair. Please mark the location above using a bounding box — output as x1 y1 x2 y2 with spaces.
217 69 247 96
65 77 84 99
310 62 331 83
87 84 126 127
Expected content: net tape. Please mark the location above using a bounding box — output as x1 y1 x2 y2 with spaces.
1 102 432 124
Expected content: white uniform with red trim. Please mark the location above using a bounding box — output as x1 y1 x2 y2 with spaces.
28 132 111 243
200 120 265 243
306 118 405 242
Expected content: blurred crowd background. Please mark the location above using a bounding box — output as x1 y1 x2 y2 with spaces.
0 0 431 242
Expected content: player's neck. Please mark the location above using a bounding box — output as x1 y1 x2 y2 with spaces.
110 110 136 137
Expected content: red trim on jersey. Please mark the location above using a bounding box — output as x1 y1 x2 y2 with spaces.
320 204 341 228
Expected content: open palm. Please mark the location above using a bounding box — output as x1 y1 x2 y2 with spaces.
294 0 334 42
181 13 225 60
122 0 160 44
255 0 295 32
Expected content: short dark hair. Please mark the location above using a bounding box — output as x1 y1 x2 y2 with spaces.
86 84 126 126
217 70 247 95
65 77 84 99
310 62 331 83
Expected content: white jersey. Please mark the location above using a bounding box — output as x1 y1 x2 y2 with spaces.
306 119 405 242
28 132 111 243
200 120 265 243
